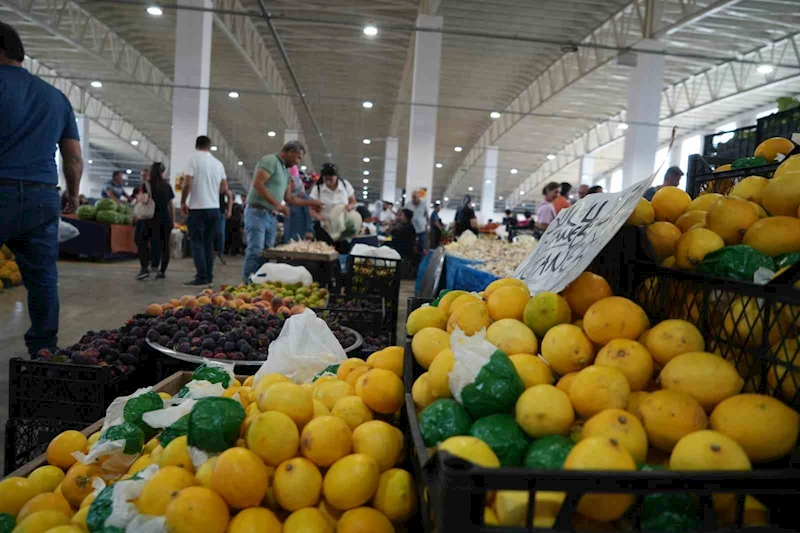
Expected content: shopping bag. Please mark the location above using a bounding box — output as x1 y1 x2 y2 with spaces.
250 262 313 285
350 243 401 260
255 309 347 384
58 219 80 242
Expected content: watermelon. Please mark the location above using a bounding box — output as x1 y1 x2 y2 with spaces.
96 210 118 224
76 205 97 220
95 198 117 212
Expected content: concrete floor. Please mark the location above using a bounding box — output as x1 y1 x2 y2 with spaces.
0 255 416 468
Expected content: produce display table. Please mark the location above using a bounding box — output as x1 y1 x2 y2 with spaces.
59 215 137 261
262 248 340 289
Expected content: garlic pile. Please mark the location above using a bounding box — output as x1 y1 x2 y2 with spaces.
445 237 537 278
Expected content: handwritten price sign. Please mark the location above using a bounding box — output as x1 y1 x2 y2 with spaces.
513 176 655 294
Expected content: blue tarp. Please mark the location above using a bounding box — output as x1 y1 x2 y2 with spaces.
415 251 500 295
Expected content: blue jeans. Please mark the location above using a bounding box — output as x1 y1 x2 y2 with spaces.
243 206 277 283
216 214 226 254
417 232 427 254
187 209 220 283
0 183 60 356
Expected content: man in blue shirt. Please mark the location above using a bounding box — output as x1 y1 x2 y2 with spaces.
102 171 131 202
0 22 84 357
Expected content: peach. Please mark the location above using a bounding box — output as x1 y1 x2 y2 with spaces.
146 303 163 316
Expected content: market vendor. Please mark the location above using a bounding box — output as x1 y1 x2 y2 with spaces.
310 162 358 252
283 165 314 243
102 170 131 203
454 195 478 238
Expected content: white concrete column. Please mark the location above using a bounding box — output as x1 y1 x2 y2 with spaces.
580 156 595 184
76 115 91 194
622 40 665 187
284 130 298 144
480 147 498 224
668 141 682 168
382 137 399 203
169 0 213 189
404 14 442 195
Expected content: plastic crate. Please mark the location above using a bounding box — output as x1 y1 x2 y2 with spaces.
686 155 781 199
756 107 800 142
702 126 758 159
345 254 402 344
8 358 146 423
317 294 385 337
4 418 87 475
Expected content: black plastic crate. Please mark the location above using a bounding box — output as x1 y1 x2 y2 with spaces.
8 358 146 423
345 255 403 344
4 418 87 475
686 155 781 199
702 125 758 159
317 294 385 337
757 107 800 143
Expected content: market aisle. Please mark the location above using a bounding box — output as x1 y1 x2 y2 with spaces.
0 255 247 468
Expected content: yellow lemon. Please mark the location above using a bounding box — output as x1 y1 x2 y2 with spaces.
580 408 648 464
227 507 282 533
540 324 595 375
253 373 291 397
446 301 492 335
370 346 404 377
626 391 650 422
411 328 450 369
484 278 528 299
406 305 448 335
523 292 571 338
583 296 649 345
448 294 482 316
273 457 323 511
686 192 723 212
515 384 574 438
644 319 705 365
337 358 368 381
411 373 437 411
675 228 725 269
345 366 371 388
194 456 217 488
352 420 404 472
46 431 88 470
371 468 417 522
336 507 394 533
638 390 708 452
331 395 374 431
17 493 73 522
283 507 333 533
300 416 353 467
159 435 194 473
211 447 269 509
485 319 537 356
487 286 530 322
313 399 331 418
646 222 682 259
164 486 229 533
437 290 468 315
675 210 707 233
356 368 404 414
313 380 355 411
11 510 70 533
86 432 101 447
595 339 654 391
26 466 65 495
438 436 500 468
560 271 613 318
660 352 744 410
427 349 454 398
626 198 654 226
323 454 381 511
126 454 153 476
706 197 760 245
137 466 197 516
555 372 579 396
569 366 630 419
258 382 314 428
509 354 553 388
69 505 89 532
60 464 102 508
651 186 691 223
40 526 83 533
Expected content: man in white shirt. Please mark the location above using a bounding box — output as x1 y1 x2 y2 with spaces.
406 190 429 254
180 135 230 286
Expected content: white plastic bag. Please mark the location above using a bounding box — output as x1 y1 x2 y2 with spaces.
255 309 347 384
58 219 80 242
250 262 313 285
170 229 184 259
350 243 401 260
448 327 494 403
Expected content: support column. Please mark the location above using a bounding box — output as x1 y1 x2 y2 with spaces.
622 40 665 187
668 141 682 168
382 137 399 203
580 156 595 184
76 115 91 195
404 14 442 195
169 0 213 188
480 147 498 224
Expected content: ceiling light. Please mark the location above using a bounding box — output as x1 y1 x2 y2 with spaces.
617 122 629 130
468 186 474 191
130 140 139 146
363 179 369 184
485 179 492 184
454 146 463 152
90 81 102 88
363 157 370 163
435 163 443 169
362 101 373 109
147 5 163 16
88 159 93 164
363 186 368 190
757 64 774 74
363 25 378 36
471 203 476 207
582 174 590 179
363 139 371 145
498 196 504 200
126 169 132 174
547 154 556 160
228 91 239 98
444 197 449 201
210 145 218 151
267 131 276 137
237 161 243 166
362 171 369 176
520 191 526 195
510 168 518 174
490 111 501 119
435 200 441 204
402 194 406 198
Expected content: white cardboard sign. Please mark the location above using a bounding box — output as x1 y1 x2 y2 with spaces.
513 175 655 294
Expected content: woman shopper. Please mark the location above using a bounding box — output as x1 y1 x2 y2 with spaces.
309 163 358 252
134 162 175 280
535 181 560 232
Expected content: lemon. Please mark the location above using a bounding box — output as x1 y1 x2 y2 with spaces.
70 505 89 531
283 507 334 533
660 352 744 410
86 432 101 447
652 186 691 223
11 510 70 533
356 368 404 414
580 408 648 464
352 420 404 472
165 486 230 533
411 373 437 411
438 436 500 468
211 447 268 509
595 339 654 391
40 526 83 533
555 372 579 396
427 349 454 398
644 319 705 365
540 324 595 375
626 198 654 226
346 366 371 388
446 301 492 335
406 305 447 335
273 457 323 511
583 296 649 345
258 382 314 428
331 395 374 431
253 373 291 398
411 328 451 369
79 493 94 509
137 466 197 516
323 454 381 511
437 290 468 315
337 507 394 533
487 286 530 322
26 466 65 495
569 366 630 419
370 346 403 377
60 464 102 508
448 293 482 316
17 493 73 522
638 390 708 452
127 454 153 476
46 431 88 470
194 456 217 488
515 384 574 438
312 375 339 389
371 468 417 522
485 319 537 356
227 507 281 533
300 416 353 467
159 435 194 473
337 358 368 381
313 399 331 418
523 292 571 338
313 380 355 411
626 391 650 421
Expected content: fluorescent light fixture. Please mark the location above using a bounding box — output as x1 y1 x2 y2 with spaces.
547 154 556 160
147 6 163 16
490 111 501 119
363 179 369 184
454 146 463 152
617 122 629 130
363 157 370 163
88 159 93 164
485 179 492 184
90 81 102 88
757 64 774 74
267 131 276 137
444 197 449 202
435 163 443 168
363 186 368 190
520 191 525 195
362 101 373 109
130 140 139 146
237 161 244 166
498 196 504 200
468 186 474 191
126 169 132 174
471 203 476 207
363 170 370 176
435 200 441 204
582 174 590 179
510 168 518 174
363 139 371 145
363 25 378 36
228 91 239 98
210 146 218 151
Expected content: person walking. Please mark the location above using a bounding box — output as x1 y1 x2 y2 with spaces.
215 186 233 265
283 165 314 243
406 190 429 254
0 22 83 356
429 204 444 248
135 162 175 280
242 141 323 283
180 135 230 286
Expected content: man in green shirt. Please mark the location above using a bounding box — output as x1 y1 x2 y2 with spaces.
242 140 323 282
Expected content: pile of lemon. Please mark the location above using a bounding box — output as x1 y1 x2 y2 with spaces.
0 350 415 533
407 274 800 528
